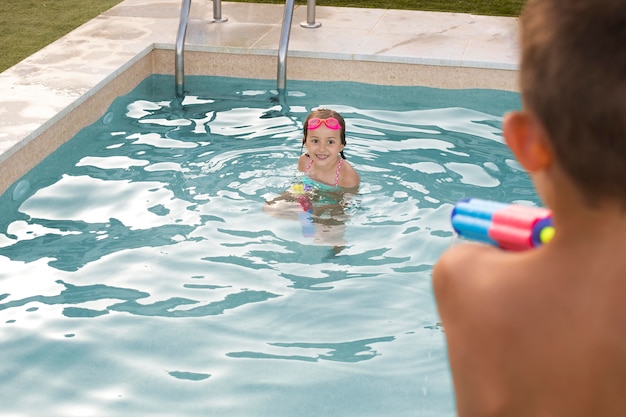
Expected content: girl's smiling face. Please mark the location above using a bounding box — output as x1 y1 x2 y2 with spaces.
305 124 345 167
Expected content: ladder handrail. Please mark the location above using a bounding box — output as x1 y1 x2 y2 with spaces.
301 0 321 28
175 0 191 97
277 0 320 92
277 0 295 92
176 0 319 96
211 0 228 23
175 0 228 97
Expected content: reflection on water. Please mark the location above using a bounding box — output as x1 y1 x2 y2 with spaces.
0 75 527 417
227 336 396 362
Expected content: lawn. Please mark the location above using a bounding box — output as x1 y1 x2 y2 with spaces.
238 0 524 16
0 0 524 72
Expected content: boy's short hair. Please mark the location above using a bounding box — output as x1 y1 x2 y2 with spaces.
520 0 626 206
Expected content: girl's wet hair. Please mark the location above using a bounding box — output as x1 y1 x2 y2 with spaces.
301 108 347 159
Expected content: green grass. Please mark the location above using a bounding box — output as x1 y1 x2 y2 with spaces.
0 0 524 72
241 0 524 16
0 0 124 72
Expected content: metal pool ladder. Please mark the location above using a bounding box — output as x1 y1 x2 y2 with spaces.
175 0 320 97
176 0 228 97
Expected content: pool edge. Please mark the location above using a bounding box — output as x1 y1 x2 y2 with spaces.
0 48 519 196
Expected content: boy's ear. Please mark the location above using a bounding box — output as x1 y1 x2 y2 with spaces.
503 111 553 173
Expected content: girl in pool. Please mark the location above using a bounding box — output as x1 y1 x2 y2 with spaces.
298 108 360 191
264 109 359 248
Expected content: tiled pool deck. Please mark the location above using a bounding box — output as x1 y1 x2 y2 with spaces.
0 0 519 195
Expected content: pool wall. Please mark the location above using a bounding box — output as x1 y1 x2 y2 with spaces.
0 0 519 196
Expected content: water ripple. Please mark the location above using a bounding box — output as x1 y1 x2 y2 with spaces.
0 75 527 417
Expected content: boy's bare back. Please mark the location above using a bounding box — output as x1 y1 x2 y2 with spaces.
434 221 626 416
432 1 626 414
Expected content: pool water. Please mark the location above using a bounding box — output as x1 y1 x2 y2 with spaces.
0 75 527 416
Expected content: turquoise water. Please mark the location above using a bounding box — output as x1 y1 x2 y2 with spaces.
0 75 527 416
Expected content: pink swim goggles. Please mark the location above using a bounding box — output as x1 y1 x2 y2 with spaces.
307 117 341 130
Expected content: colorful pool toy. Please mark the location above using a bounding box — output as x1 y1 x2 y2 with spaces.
291 183 314 237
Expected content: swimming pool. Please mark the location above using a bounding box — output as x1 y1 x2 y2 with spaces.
0 75 527 416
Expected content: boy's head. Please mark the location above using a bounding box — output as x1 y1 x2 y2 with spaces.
519 0 626 207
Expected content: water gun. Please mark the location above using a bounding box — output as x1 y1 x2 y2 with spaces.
451 198 555 250
291 183 314 237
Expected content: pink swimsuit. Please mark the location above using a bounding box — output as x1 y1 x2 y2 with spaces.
304 157 343 189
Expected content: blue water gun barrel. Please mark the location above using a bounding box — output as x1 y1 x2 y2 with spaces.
451 198 554 250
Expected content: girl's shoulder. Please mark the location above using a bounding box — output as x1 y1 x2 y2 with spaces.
297 154 311 172
339 160 360 189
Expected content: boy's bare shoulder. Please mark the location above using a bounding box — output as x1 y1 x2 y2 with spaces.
433 242 503 294
432 242 544 326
